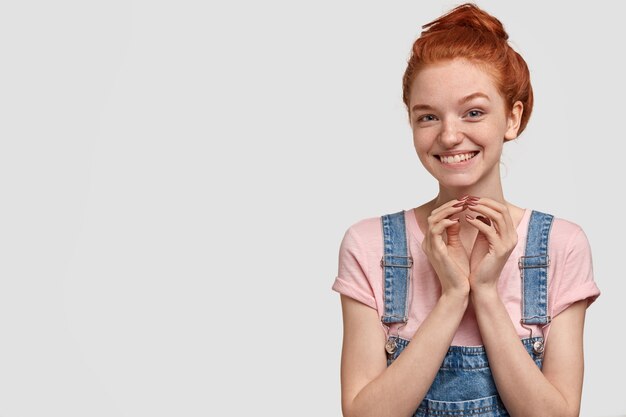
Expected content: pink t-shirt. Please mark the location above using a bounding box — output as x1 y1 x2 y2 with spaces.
332 208 600 346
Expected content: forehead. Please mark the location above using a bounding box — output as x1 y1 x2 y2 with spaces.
410 58 503 105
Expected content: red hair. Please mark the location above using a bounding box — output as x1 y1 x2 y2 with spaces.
402 3 533 136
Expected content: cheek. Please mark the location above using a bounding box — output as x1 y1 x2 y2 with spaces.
412 138 434 168
466 124 506 148
412 131 431 153
412 140 430 163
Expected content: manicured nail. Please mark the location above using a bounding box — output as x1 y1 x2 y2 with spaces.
465 214 474 220
458 194 470 201
476 215 491 226
449 217 460 222
452 201 466 208
465 200 478 206
467 196 480 201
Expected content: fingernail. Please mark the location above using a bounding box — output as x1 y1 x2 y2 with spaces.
467 196 480 201
450 217 460 222
465 214 474 220
452 201 466 208
465 200 478 206
476 215 491 226
458 194 470 201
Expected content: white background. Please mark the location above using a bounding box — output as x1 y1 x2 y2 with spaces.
0 1 624 416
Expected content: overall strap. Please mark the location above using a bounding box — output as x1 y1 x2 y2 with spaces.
519 210 554 326
380 210 412 324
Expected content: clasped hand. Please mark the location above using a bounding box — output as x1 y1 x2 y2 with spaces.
421 196 518 296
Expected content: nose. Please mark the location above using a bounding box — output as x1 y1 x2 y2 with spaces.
438 118 464 148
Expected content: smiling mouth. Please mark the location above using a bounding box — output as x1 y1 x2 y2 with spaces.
436 151 479 165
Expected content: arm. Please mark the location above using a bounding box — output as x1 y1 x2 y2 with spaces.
471 290 586 417
465 198 587 417
338 198 471 417
340 291 468 417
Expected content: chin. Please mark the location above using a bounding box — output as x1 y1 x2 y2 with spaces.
435 176 478 189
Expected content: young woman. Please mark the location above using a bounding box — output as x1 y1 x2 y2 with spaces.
331 4 600 417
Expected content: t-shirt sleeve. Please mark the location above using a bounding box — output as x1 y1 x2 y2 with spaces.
552 226 601 318
331 225 377 310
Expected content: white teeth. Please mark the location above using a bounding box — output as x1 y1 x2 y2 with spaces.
439 152 477 164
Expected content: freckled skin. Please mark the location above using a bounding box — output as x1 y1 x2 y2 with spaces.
408 58 521 192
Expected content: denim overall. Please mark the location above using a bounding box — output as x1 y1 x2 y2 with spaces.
380 209 553 416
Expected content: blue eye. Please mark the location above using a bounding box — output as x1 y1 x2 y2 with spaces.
467 110 484 118
417 114 437 123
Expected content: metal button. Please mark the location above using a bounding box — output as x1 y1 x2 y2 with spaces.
533 340 545 355
385 339 397 355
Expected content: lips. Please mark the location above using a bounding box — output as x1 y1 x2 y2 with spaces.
436 151 479 164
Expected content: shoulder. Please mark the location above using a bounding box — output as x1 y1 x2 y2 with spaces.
528 210 589 252
549 215 588 248
341 213 384 250
528 210 585 244
538 213 600 315
341 209 414 246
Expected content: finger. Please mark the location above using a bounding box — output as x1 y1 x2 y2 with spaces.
476 215 491 226
427 210 465 239
471 196 505 211
430 217 461 237
428 202 466 226
465 213 498 242
468 197 514 231
427 219 461 253
422 219 458 247
444 217 463 246
470 228 490 266
465 202 507 235
429 196 470 217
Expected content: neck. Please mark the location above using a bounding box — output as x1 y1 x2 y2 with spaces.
432 177 506 209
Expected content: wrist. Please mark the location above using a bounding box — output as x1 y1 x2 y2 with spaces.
470 284 499 302
440 288 470 309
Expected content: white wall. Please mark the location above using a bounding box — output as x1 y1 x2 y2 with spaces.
0 1 623 416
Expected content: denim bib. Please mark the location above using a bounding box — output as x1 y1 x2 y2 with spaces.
380 209 553 416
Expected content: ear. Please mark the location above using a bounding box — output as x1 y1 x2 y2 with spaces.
504 101 524 141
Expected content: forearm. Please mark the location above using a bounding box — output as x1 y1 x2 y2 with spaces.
471 288 574 417
348 292 468 417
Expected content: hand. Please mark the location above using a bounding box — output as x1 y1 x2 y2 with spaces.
421 198 471 296
464 198 518 291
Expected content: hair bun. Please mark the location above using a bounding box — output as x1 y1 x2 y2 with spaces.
422 3 508 41
402 2 533 136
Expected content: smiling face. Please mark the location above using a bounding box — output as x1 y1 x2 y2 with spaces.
409 58 522 190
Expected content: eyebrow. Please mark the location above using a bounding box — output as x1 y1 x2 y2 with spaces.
459 92 490 104
411 92 491 113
